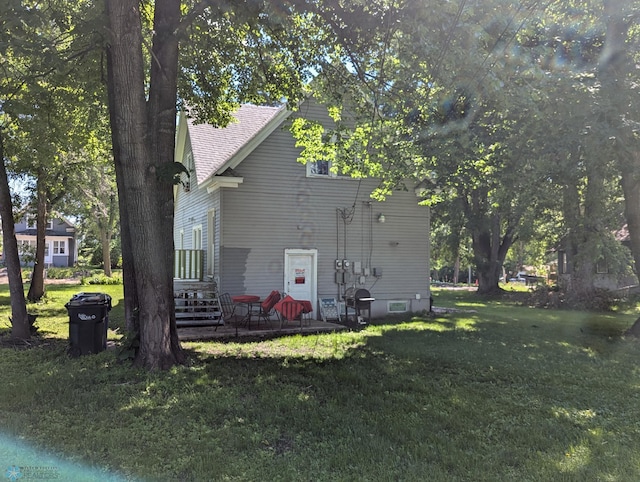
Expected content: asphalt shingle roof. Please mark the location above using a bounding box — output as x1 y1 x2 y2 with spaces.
188 104 285 185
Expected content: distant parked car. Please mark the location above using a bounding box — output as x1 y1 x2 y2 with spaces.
509 272 528 283
510 273 545 286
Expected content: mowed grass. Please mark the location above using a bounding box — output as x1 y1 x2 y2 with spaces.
0 283 639 481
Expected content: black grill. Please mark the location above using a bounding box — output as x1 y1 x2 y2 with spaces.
344 288 375 324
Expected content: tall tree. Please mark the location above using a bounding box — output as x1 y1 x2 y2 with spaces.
104 0 327 368
61 129 118 278
0 0 61 336
2 0 104 302
293 0 554 294
595 0 640 330
598 0 640 273
105 0 183 369
0 133 29 339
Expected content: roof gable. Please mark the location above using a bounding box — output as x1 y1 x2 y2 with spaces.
15 216 76 237
187 104 287 185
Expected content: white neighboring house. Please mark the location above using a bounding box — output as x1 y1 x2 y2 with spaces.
13 216 78 267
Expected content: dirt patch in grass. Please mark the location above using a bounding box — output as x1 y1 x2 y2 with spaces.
0 332 58 349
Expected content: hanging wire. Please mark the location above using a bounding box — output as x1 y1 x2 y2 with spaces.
468 0 549 93
431 0 469 84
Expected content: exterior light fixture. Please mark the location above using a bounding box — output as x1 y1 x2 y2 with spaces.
377 213 385 223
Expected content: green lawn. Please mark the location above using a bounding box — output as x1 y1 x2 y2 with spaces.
1 283 639 481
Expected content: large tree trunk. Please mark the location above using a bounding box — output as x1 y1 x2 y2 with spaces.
0 133 30 339
105 0 184 369
100 224 112 277
100 193 118 278
597 0 640 336
453 256 460 284
621 169 640 278
471 213 514 295
561 142 610 297
621 166 640 336
146 0 184 365
27 179 47 302
105 45 139 334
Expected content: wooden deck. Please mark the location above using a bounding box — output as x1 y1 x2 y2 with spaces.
177 317 347 341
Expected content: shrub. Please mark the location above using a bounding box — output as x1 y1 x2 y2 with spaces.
525 285 618 311
81 273 123 285
46 267 76 279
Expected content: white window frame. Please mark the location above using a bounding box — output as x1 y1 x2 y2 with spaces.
182 153 194 192
306 159 333 177
18 240 36 254
192 224 203 250
596 258 608 274
388 300 409 313
305 159 357 180
25 217 54 229
53 240 66 255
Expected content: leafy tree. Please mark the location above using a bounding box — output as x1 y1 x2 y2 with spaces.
430 199 469 284
61 126 119 278
0 0 59 337
293 0 557 294
0 135 29 338
2 0 105 303
594 0 640 330
294 0 637 299
104 0 342 369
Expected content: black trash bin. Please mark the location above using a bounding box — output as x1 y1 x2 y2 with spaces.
65 292 112 356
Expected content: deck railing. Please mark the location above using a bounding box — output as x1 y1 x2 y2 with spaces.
174 249 204 280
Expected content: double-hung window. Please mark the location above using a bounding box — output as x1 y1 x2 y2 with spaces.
53 240 66 255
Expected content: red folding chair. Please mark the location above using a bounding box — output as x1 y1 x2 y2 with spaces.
275 295 304 329
253 290 281 328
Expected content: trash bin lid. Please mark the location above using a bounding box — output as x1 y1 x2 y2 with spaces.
67 292 112 307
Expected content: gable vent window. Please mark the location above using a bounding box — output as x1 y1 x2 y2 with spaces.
596 258 608 274
183 153 194 192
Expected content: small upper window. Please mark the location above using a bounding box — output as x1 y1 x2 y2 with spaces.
308 160 331 177
306 159 352 179
596 258 608 274
24 217 53 229
182 152 194 191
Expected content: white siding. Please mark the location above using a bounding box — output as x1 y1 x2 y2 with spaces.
217 101 431 316
174 135 221 280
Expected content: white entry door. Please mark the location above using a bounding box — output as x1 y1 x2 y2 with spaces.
284 248 317 319
44 241 52 265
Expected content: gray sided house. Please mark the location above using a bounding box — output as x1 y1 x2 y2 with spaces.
174 99 430 319
554 225 638 291
14 217 77 267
